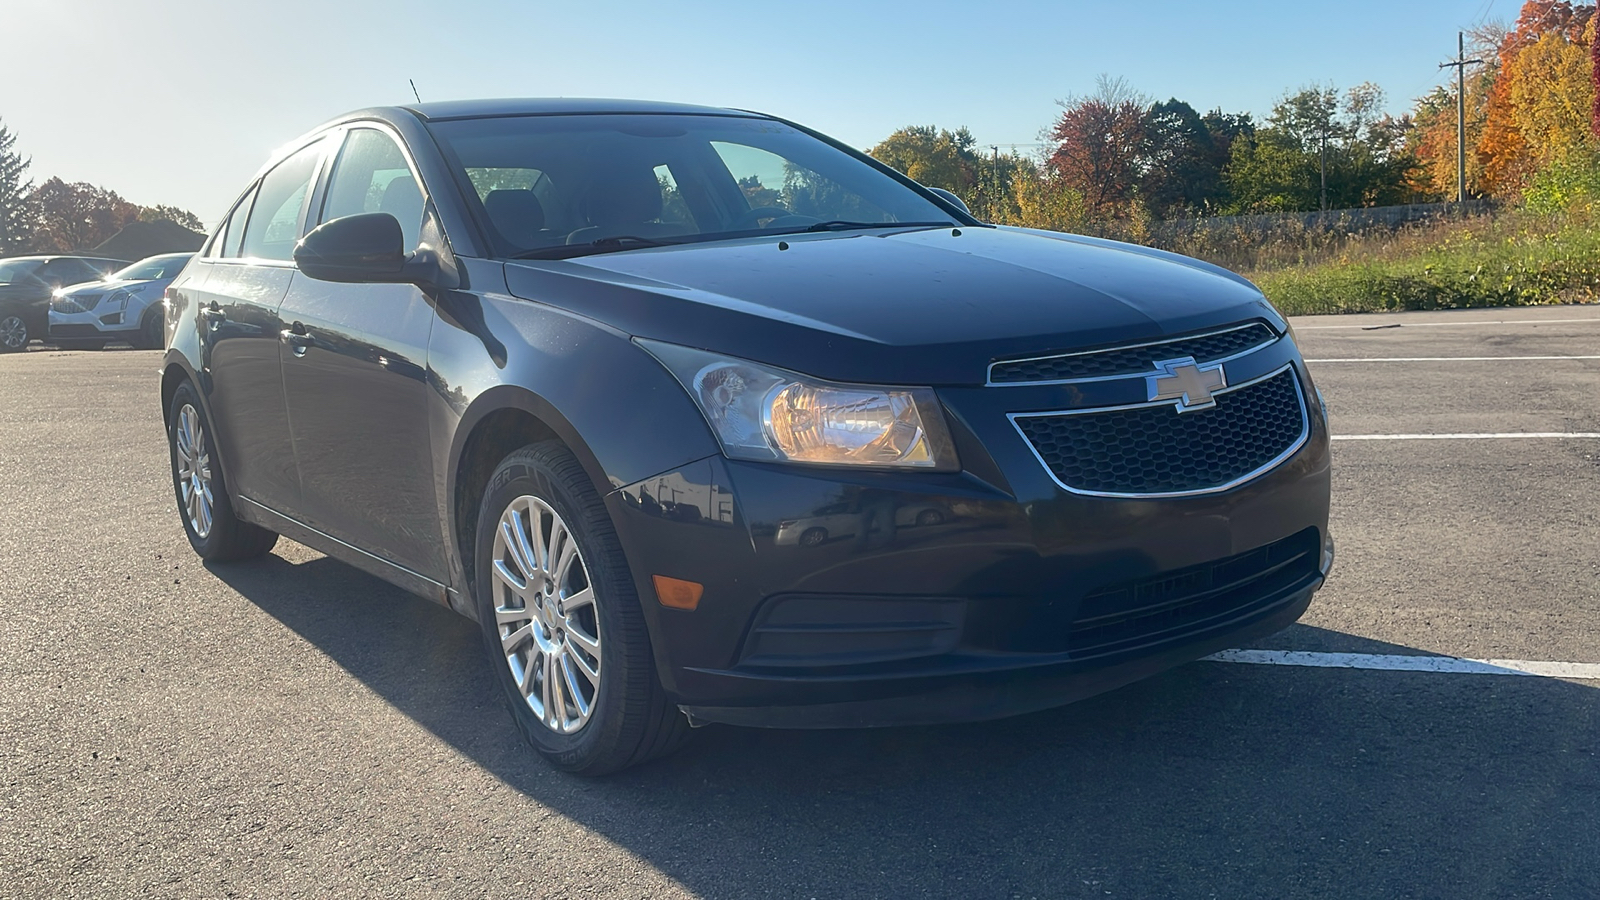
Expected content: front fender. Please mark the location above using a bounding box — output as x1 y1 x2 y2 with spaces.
428 265 721 601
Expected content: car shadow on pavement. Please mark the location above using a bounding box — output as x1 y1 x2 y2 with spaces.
210 552 1600 900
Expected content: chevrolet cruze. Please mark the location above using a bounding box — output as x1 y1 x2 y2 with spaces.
161 99 1332 775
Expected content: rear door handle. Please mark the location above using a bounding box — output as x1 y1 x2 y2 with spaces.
280 327 313 356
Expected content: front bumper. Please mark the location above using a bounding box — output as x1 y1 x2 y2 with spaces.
49 309 136 337
607 355 1332 727
682 577 1319 728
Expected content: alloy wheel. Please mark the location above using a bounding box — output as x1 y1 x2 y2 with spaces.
0 316 26 351
173 404 214 539
491 495 602 734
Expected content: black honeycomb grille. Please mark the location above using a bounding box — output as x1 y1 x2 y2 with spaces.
1014 368 1307 495
990 323 1276 383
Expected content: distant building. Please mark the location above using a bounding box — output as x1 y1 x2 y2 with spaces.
92 220 204 261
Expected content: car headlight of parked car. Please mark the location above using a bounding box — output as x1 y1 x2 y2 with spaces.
640 339 958 471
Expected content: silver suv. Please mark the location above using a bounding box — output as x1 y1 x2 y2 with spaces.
50 253 193 349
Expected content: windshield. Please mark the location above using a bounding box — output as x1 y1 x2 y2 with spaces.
111 255 193 282
428 114 959 258
0 259 43 285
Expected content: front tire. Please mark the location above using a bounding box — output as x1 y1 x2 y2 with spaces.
166 381 279 561
136 310 164 350
474 441 689 775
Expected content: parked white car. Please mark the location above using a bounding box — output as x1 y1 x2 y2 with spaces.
49 253 193 349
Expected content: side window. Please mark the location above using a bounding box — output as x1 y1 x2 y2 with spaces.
39 258 97 286
652 164 695 227
321 128 424 250
241 139 325 262
221 186 256 258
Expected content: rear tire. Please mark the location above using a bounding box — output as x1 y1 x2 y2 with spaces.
474 441 690 775
0 315 28 352
166 381 279 562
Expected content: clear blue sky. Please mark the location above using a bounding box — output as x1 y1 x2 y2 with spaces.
6 0 1510 226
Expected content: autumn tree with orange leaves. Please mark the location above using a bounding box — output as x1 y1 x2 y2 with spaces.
1475 1 1596 195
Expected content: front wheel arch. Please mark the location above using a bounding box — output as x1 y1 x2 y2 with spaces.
449 392 601 617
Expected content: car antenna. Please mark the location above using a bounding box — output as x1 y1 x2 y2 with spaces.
409 79 423 103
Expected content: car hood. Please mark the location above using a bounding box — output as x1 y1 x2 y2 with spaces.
0 283 49 304
58 278 160 296
502 225 1280 385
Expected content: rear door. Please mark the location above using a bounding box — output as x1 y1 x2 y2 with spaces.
276 125 444 580
190 137 329 514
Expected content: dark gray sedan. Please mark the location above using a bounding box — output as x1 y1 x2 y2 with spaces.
160 99 1332 774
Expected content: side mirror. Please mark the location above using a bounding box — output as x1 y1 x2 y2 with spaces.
294 213 408 283
926 187 971 216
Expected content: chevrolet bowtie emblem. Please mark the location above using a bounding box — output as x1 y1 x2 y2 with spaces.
1147 357 1226 412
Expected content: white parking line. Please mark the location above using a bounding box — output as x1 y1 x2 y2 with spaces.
1332 433 1600 441
1205 649 1600 680
1297 317 1600 330
1307 355 1600 363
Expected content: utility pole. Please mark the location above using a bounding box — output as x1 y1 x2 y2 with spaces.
1320 129 1328 212
990 145 999 220
1439 32 1484 203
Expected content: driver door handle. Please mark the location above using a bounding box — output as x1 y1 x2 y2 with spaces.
281 325 313 357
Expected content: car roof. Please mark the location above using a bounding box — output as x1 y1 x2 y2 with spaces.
397 97 767 122
0 255 127 264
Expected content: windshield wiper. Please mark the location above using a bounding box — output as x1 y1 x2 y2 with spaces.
789 220 955 234
510 235 674 260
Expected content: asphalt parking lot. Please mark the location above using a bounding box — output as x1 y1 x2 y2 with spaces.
1 305 1596 899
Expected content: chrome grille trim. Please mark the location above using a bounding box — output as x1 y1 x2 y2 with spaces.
986 322 1279 387
1007 363 1311 499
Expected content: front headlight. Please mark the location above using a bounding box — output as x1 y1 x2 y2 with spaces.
106 290 130 311
640 339 958 470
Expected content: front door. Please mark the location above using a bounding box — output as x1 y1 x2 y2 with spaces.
277 127 445 581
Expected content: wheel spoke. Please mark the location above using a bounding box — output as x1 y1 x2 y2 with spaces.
541 651 558 724
562 587 594 612
546 519 569 579
519 653 540 699
492 559 526 593
526 507 548 574
566 624 601 659
500 519 535 581
495 603 532 626
567 641 600 683
553 536 579 587
500 622 534 653
561 655 591 716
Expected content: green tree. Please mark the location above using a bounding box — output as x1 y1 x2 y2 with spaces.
1223 83 1418 212
0 119 34 255
138 204 204 232
868 125 980 195
1139 100 1238 216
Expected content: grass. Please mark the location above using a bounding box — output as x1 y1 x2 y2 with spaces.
1153 209 1600 317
